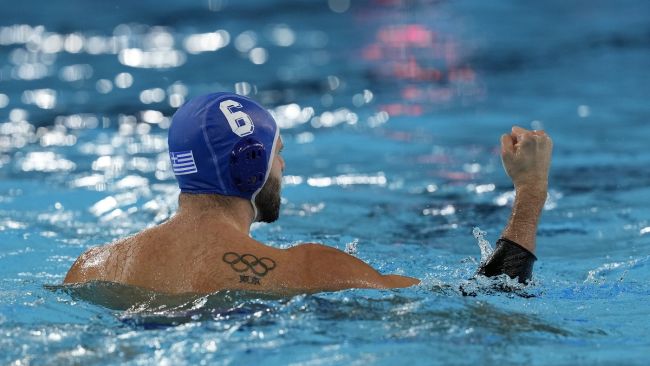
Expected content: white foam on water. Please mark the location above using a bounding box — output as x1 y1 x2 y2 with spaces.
585 256 649 283
345 239 358 255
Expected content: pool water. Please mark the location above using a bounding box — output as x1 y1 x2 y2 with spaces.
1 0 649 364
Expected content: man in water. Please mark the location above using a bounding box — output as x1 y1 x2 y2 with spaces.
64 92 552 294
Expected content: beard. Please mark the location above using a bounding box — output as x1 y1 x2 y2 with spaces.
254 174 281 223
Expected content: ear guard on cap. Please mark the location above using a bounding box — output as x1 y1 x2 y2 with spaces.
230 138 268 193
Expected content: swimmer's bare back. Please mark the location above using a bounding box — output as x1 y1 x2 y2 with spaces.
63 213 418 295
65 125 551 295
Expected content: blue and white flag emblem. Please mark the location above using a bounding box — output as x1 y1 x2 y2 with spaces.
170 150 198 175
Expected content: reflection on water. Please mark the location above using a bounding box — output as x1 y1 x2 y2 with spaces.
1 0 650 364
50 280 568 340
51 282 284 328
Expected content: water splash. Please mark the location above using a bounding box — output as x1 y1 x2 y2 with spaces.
459 273 534 298
472 227 493 264
585 256 649 283
345 239 358 255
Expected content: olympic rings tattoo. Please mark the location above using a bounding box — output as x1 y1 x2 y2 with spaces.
222 252 277 277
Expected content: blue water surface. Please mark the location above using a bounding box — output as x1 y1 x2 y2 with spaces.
1 0 649 364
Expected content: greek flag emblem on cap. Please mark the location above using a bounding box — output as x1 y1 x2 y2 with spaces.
170 150 198 175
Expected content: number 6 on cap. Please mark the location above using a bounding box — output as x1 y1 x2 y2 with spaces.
220 99 255 137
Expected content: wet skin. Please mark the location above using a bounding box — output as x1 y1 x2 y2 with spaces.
64 126 552 295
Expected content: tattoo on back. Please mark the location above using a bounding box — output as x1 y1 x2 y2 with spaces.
222 252 276 285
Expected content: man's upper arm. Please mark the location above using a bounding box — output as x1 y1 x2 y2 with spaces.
285 243 419 291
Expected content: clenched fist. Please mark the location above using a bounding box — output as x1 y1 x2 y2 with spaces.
500 126 553 192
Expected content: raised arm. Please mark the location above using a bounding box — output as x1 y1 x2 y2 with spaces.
478 126 553 283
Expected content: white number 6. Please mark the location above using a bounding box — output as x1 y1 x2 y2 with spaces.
219 99 254 137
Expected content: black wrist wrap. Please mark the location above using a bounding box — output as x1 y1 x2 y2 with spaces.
477 238 537 283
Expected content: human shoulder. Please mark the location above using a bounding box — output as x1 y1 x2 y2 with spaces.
63 242 113 284
64 231 145 284
285 242 350 260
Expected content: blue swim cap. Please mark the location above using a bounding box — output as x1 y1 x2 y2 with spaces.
168 92 279 217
